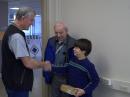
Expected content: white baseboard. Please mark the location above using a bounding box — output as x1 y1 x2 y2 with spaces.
100 77 130 93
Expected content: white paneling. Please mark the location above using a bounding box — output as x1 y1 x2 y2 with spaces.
55 0 62 21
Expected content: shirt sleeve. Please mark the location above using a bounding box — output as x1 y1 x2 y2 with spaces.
44 39 55 64
8 33 29 59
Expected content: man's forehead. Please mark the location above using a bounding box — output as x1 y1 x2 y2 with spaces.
55 23 64 28
55 25 64 31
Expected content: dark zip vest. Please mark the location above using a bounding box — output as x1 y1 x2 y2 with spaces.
1 25 33 91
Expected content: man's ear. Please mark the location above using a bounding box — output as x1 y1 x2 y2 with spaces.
22 16 26 20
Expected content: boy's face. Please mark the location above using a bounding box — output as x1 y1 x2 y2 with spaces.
73 47 86 59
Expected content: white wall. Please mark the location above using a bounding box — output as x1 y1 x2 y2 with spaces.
61 0 130 81
48 0 130 97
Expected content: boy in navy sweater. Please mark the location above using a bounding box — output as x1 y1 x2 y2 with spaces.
47 39 100 97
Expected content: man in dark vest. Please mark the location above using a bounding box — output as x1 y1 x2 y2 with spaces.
1 7 50 97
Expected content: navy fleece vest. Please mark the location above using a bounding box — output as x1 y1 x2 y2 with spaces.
1 25 33 91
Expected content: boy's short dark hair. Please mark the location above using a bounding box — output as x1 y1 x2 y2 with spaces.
74 38 92 56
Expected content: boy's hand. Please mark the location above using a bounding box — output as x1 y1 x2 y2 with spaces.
60 84 78 95
75 88 85 97
43 61 52 71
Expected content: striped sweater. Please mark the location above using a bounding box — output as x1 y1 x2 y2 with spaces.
52 57 100 97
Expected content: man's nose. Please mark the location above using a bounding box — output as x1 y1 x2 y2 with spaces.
57 33 61 37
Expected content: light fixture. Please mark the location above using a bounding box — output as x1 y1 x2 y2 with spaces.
10 7 19 10
36 15 40 16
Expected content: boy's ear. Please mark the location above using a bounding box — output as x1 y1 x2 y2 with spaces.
82 50 87 56
82 50 85 54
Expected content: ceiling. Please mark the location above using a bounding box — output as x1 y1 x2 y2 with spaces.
0 0 41 15
0 0 22 1
0 0 35 2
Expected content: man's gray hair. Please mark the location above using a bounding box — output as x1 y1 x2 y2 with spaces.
16 7 36 20
54 21 69 32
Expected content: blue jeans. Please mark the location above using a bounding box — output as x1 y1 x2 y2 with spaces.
6 89 29 97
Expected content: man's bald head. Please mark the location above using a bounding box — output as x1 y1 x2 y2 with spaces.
54 21 68 42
